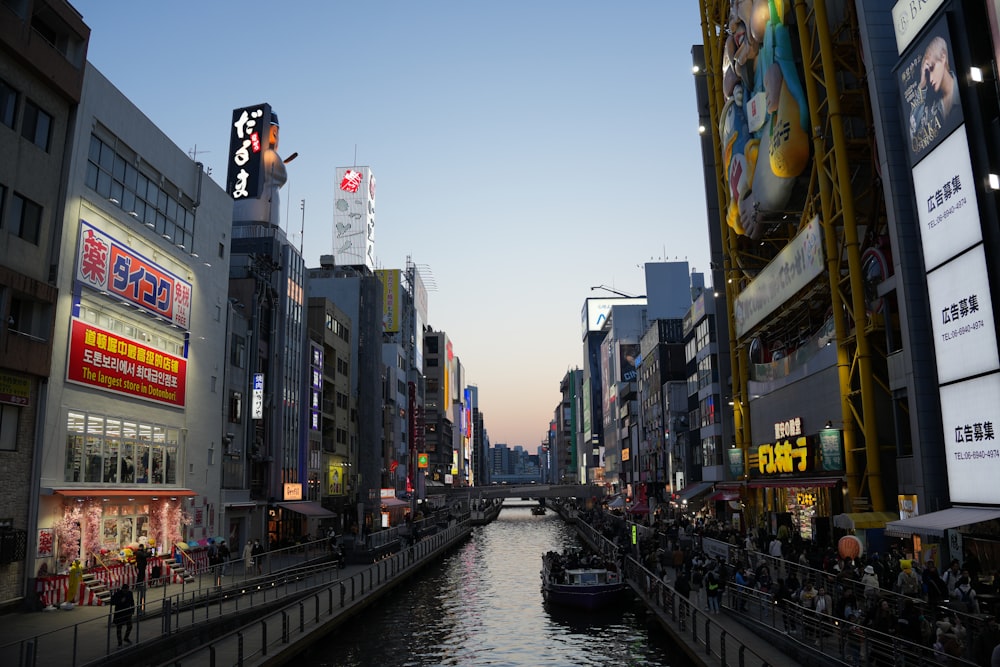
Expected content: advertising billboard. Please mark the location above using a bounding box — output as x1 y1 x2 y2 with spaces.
580 297 646 340
333 166 376 270
926 245 1000 384
939 372 1000 504
376 269 401 333
897 17 964 167
911 125 981 271
733 217 824 338
76 221 192 329
66 318 187 407
226 103 271 201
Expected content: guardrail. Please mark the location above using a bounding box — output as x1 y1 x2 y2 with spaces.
163 522 471 666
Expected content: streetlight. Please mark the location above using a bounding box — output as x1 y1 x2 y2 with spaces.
589 285 642 298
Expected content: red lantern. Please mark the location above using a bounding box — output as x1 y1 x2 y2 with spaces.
838 534 863 560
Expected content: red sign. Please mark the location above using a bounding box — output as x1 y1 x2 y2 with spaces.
339 169 363 193
77 222 192 329
66 319 187 407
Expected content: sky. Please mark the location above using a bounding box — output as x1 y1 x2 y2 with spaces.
73 1 712 449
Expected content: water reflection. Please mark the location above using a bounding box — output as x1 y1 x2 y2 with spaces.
303 504 693 666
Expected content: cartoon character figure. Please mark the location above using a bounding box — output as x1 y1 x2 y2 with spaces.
719 0 810 239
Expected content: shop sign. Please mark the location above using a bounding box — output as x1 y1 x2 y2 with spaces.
775 417 803 440
252 373 264 419
756 437 810 475
283 483 302 501
898 494 919 519
0 372 30 406
819 428 844 471
727 447 744 480
77 221 192 329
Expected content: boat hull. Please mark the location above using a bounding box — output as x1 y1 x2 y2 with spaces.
542 581 626 610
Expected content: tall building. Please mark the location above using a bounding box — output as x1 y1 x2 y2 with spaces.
422 329 454 486
696 0 1000 556
0 0 89 606
554 369 582 485
38 63 232 585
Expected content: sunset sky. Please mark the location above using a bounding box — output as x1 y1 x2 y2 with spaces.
74 1 712 448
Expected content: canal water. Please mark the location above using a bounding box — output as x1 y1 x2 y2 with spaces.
302 502 694 666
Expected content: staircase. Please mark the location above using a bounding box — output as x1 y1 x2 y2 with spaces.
80 571 112 605
165 555 196 584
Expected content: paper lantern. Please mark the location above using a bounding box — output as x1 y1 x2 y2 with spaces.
838 534 863 560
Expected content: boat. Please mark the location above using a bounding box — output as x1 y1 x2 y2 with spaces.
531 505 547 515
540 548 626 610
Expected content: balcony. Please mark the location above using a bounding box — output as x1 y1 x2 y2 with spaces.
1 329 52 377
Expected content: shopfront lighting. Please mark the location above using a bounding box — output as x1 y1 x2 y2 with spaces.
989 173 1000 190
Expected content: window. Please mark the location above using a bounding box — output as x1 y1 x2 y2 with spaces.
10 192 41 243
21 100 52 151
230 334 246 368
0 79 16 128
0 405 18 451
229 392 243 423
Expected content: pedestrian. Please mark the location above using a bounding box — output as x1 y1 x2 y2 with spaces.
861 564 881 611
134 544 148 585
252 539 264 575
706 565 722 614
110 582 135 647
242 540 254 574
218 540 230 576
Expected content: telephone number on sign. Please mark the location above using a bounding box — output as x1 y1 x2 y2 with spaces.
954 450 1000 460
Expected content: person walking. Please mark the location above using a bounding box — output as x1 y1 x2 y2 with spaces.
110 582 135 647
242 540 254 575
252 539 264 575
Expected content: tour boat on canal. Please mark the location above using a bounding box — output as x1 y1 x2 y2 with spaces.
540 548 626 610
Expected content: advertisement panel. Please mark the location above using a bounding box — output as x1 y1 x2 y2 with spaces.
66 318 187 407
926 245 1000 384
939 372 1000 505
580 298 646 340
226 102 271 201
734 217 824 338
892 0 948 54
0 372 30 406
77 221 192 329
897 17 964 167
376 269 401 333
333 166 375 270
911 125 981 271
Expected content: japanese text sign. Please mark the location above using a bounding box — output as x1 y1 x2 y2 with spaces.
226 103 271 201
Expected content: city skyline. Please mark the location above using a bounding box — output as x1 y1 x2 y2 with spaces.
74 1 711 447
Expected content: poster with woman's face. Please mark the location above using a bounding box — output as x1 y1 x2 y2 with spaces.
897 17 964 166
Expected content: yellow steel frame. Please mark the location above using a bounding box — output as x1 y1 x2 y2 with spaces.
698 0 889 512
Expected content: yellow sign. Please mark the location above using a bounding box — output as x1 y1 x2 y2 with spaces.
0 372 30 406
757 437 809 475
283 483 303 501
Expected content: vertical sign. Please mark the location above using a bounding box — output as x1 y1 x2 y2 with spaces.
226 103 271 201
252 373 264 420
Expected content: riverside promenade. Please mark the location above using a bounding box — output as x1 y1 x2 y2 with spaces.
0 521 475 667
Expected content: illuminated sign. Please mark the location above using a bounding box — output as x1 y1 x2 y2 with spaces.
252 373 264 420
774 418 802 440
0 372 30 406
77 221 192 329
333 166 376 270
283 483 302 501
926 245 1000 384
417 453 429 469
580 298 646 340
755 437 810 475
226 103 270 201
939 372 1000 505
66 318 186 407
891 0 947 55
376 269 401 333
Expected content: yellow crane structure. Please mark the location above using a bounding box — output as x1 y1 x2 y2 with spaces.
697 0 891 513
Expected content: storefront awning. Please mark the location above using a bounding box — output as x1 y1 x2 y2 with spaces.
708 490 741 502
747 477 841 489
833 511 900 531
627 501 650 514
677 481 713 502
884 507 1000 538
277 501 336 518
380 497 410 509
52 488 196 498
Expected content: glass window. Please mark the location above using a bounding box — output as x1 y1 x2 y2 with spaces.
85 415 104 483
10 192 41 244
0 404 17 451
0 79 17 128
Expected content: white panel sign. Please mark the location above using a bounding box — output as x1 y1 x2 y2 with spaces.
892 0 947 54
939 372 1000 505
252 373 265 420
927 245 1000 384
734 217 825 338
912 125 982 271
332 166 376 270
580 298 646 340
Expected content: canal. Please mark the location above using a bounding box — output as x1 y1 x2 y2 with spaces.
301 502 695 666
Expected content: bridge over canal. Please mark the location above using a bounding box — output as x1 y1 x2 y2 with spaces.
425 483 605 501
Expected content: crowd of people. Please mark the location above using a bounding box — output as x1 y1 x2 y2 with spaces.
579 507 1000 665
